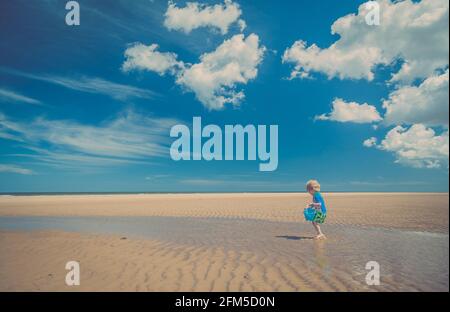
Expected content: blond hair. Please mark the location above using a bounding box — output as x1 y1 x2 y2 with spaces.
306 180 321 192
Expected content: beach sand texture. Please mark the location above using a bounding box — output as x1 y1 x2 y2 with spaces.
0 193 448 291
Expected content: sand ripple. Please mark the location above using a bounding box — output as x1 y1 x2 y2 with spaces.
0 215 448 292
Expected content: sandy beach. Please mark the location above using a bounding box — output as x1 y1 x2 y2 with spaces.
0 193 448 291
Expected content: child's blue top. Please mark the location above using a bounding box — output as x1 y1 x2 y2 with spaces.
313 192 327 214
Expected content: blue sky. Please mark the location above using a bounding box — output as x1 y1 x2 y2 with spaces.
0 0 448 192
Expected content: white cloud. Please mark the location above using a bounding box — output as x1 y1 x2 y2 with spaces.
0 88 42 105
366 124 449 168
0 164 34 175
316 98 382 123
282 0 449 83
1 68 158 101
237 19 246 32
164 0 245 34
383 69 449 127
282 39 381 81
363 137 378 147
176 33 266 110
122 43 184 75
0 110 179 168
283 0 448 170
123 34 266 110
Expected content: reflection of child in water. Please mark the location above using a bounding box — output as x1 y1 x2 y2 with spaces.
306 180 327 240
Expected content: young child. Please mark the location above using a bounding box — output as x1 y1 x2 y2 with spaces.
306 180 327 240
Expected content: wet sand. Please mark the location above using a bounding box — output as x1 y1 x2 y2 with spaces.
0 193 448 291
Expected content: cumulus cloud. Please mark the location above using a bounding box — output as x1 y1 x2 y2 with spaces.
284 0 449 170
164 0 245 34
316 98 382 123
383 69 449 127
0 110 179 169
365 124 449 169
176 33 266 110
122 43 184 75
123 34 266 110
363 137 378 147
282 0 449 83
282 39 381 81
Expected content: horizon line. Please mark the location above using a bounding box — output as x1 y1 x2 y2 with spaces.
1 191 448 196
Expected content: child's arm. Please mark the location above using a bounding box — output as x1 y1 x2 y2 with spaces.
309 202 322 209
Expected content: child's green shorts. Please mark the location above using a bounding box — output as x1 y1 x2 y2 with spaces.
313 211 327 224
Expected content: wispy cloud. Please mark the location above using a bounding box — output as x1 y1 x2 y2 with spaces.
0 164 34 175
0 110 180 169
348 180 430 187
10 147 148 170
0 88 42 105
145 174 171 180
179 177 302 189
1 67 159 101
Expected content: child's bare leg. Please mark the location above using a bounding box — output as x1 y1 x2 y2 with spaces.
312 222 326 239
312 222 322 235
